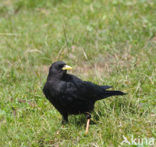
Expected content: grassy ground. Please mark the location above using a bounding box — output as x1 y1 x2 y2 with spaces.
0 0 156 146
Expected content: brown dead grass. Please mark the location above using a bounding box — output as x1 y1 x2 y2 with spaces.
39 47 135 80
72 48 134 79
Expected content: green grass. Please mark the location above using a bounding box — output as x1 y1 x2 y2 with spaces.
0 0 156 146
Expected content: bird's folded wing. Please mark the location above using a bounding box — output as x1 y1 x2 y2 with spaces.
62 81 106 101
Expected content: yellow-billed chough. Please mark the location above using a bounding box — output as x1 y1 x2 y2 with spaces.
43 61 126 134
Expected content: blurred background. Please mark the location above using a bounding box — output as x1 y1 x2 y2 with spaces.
0 0 155 146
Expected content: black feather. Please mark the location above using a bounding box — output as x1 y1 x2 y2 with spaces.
43 61 126 123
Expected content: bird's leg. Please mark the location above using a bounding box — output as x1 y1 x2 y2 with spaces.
62 113 68 125
85 112 91 134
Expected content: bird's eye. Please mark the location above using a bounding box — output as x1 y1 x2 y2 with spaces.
59 64 64 69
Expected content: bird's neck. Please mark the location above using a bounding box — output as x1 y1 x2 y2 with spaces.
47 73 66 81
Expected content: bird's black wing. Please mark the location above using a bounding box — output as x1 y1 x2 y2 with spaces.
63 74 99 98
62 74 112 101
56 80 99 113
82 81 125 100
64 74 125 101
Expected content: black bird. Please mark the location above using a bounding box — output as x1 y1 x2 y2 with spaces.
43 61 126 134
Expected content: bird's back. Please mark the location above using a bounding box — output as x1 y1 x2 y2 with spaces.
43 73 125 115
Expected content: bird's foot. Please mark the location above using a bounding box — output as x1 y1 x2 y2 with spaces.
85 112 91 119
85 112 91 135
85 119 90 135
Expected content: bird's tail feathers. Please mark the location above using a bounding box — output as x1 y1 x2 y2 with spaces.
97 90 126 100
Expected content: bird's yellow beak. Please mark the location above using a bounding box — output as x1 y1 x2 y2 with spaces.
62 65 72 70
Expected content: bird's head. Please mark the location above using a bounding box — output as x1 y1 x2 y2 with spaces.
48 61 72 79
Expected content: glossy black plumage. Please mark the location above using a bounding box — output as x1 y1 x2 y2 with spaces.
43 61 125 123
